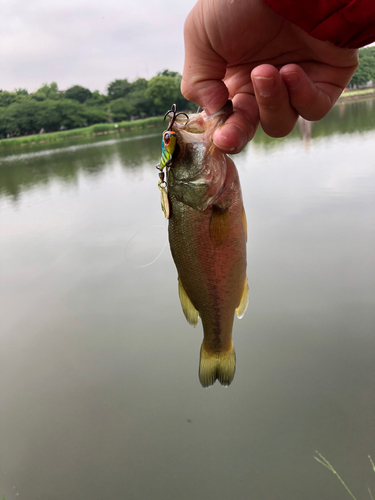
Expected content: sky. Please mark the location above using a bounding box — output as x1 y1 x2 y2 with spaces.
2 1 373 96
0 0 197 93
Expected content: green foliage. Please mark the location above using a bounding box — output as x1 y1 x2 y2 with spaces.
109 97 132 121
15 88 28 96
0 70 195 139
131 78 148 92
146 76 178 115
109 81 153 120
0 90 18 107
32 82 59 101
350 47 375 86
158 69 179 78
65 85 92 103
107 79 132 100
85 90 108 107
82 105 108 125
0 97 108 137
0 116 165 149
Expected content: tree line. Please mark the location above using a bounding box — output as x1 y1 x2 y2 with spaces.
349 46 375 87
1 47 374 139
0 70 195 139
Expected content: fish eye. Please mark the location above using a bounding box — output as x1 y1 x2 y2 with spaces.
164 132 171 145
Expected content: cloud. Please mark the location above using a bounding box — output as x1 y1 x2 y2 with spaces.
0 0 196 92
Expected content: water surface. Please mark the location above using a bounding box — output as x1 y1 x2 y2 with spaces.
1 100 375 500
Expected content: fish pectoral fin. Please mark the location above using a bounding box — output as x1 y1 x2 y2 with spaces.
178 277 199 327
236 277 249 319
209 206 231 247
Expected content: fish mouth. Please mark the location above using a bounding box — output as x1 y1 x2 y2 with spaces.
212 100 233 120
168 100 233 172
202 100 233 131
172 100 233 135
172 100 233 147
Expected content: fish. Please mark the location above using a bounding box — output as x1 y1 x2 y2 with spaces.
160 101 248 387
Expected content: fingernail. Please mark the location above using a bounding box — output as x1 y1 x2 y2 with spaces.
253 76 275 97
283 72 300 91
213 124 248 152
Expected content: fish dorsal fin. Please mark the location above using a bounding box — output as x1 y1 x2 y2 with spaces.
209 206 230 247
242 207 247 241
178 277 199 327
236 278 249 319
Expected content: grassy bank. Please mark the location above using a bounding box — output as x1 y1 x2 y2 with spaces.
1 88 374 151
0 116 165 150
338 87 375 102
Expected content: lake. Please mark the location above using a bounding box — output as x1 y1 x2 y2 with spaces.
1 99 375 500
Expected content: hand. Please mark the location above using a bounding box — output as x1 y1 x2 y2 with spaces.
182 0 358 153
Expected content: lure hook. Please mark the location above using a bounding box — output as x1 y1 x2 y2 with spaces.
164 104 189 131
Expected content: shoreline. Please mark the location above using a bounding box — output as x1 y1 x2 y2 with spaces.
0 116 165 151
337 88 375 103
0 91 374 151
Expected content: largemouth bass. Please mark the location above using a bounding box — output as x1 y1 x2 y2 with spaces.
157 101 248 387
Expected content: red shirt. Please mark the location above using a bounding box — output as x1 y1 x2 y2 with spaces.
262 0 375 48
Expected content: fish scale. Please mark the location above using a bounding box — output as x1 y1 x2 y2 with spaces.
161 102 248 387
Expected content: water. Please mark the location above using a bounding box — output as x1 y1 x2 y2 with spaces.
1 100 375 500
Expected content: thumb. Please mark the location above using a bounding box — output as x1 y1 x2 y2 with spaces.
181 8 229 114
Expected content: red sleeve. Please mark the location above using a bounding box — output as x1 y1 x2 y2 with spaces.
262 0 375 48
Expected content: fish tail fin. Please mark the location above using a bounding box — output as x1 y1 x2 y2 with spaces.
199 343 236 388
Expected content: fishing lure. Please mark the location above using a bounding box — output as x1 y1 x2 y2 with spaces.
159 130 177 172
155 104 189 219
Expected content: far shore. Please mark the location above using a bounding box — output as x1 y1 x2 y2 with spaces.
337 87 375 103
0 116 165 151
0 89 374 151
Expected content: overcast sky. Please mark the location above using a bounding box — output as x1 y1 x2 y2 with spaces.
1 0 197 93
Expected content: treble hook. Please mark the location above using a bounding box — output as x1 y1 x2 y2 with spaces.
164 104 189 130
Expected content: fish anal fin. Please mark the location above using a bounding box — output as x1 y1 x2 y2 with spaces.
178 277 199 327
242 207 247 241
199 343 236 388
209 206 230 247
236 277 249 319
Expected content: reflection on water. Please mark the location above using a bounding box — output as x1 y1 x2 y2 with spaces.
251 97 375 147
1 100 375 500
0 127 165 201
1 99 374 201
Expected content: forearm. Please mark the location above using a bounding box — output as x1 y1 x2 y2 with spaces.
262 0 375 48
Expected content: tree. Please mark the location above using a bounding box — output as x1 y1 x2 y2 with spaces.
82 106 108 125
0 91 17 107
350 47 375 86
107 79 132 100
109 98 132 121
65 85 92 103
130 78 148 92
15 89 28 96
0 69 194 138
85 90 108 107
33 82 59 101
146 76 178 115
0 89 29 109
1 98 41 135
157 70 179 78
